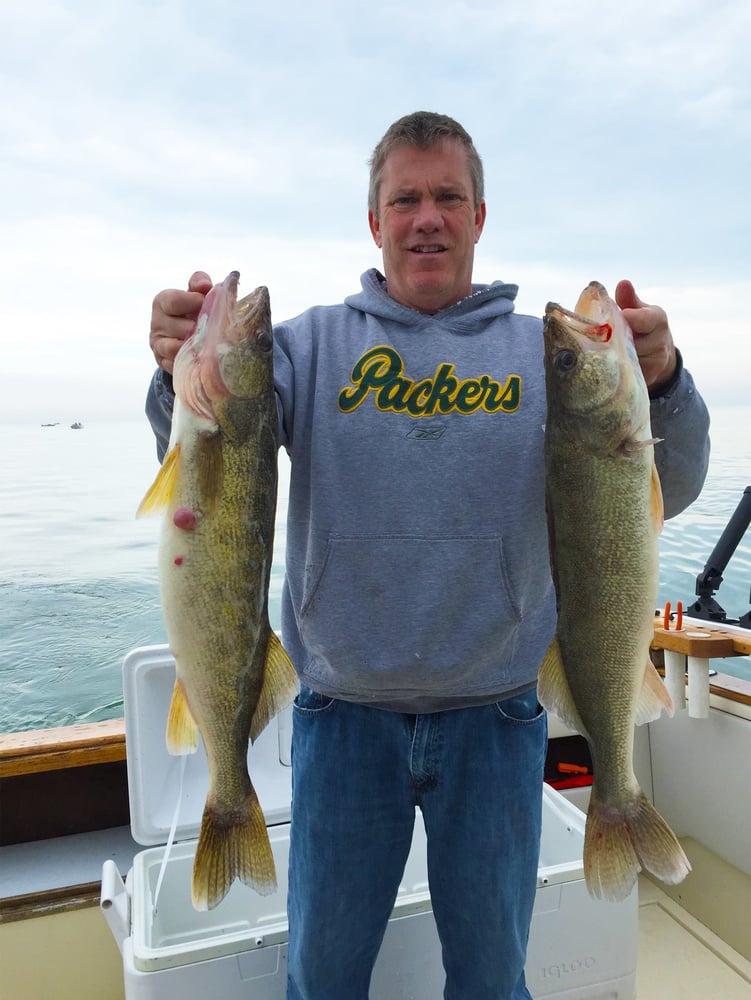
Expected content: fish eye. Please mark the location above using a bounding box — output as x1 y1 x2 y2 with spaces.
258 330 273 352
554 349 578 373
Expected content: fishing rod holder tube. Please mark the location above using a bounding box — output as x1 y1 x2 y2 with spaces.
687 654 711 718
663 650 687 711
663 648 710 719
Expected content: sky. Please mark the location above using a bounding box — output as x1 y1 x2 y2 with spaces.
1 0 749 423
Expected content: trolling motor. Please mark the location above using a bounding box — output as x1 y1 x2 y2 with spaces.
686 486 751 628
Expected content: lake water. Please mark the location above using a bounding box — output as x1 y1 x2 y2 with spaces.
1 408 749 734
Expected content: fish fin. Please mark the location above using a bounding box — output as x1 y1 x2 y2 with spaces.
545 499 560 598
625 435 662 453
249 631 299 743
192 787 276 910
194 430 224 514
136 444 182 516
634 660 674 725
165 678 199 755
537 637 588 737
584 787 691 902
651 460 665 531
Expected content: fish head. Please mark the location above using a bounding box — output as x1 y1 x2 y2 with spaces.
543 281 649 449
174 273 274 422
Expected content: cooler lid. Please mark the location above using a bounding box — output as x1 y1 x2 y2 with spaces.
123 645 292 847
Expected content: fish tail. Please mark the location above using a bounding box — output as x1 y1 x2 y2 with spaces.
192 789 277 910
584 788 691 902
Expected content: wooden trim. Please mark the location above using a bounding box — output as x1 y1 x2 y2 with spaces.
0 719 126 778
710 672 751 708
652 628 738 658
653 616 751 656
0 882 102 924
651 617 751 708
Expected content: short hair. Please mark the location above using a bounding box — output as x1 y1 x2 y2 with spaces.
368 111 485 216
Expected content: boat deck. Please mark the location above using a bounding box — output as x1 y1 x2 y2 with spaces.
637 877 751 998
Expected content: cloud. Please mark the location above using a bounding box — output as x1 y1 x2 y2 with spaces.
1 0 748 422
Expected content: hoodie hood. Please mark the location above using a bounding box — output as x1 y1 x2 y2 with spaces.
344 268 519 332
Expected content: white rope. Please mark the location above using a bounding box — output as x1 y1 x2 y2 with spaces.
152 752 188 917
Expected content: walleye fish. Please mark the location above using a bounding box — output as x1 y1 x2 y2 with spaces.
539 281 690 902
138 272 298 910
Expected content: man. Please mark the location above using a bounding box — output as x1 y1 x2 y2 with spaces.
147 112 710 999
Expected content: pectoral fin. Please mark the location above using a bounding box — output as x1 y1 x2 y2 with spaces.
136 444 181 516
166 677 199 754
651 460 664 532
634 659 674 725
537 636 588 737
194 430 224 515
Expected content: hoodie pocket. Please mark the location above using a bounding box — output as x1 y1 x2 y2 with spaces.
299 534 522 695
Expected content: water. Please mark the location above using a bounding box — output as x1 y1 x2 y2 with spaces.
657 405 751 628
0 420 289 734
1 409 749 735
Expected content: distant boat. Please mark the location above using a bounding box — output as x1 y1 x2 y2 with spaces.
70 422 83 430
41 422 60 427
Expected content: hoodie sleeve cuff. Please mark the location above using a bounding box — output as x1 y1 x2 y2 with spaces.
145 368 175 462
648 349 684 400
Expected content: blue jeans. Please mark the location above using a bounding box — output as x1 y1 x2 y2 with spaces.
286 687 547 999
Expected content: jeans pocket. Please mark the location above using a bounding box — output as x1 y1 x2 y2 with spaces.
293 684 336 715
495 687 545 725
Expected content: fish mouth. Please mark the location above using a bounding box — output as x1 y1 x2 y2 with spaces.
545 282 614 345
215 272 270 329
236 285 272 347
236 284 270 317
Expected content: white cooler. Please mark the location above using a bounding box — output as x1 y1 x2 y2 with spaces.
101 645 638 999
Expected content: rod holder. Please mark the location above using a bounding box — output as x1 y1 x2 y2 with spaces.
687 656 711 718
663 649 687 711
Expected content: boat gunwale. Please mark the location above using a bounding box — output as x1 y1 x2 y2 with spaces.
1 670 750 782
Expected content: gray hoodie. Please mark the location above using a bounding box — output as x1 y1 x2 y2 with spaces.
147 268 710 712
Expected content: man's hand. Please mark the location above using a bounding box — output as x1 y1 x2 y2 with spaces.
615 279 677 393
150 271 213 374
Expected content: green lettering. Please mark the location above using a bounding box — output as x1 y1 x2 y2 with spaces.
405 379 434 416
480 374 521 413
376 375 413 412
338 348 523 417
338 347 403 412
422 364 460 415
454 379 484 413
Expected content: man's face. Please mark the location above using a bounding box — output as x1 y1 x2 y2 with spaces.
368 139 486 314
